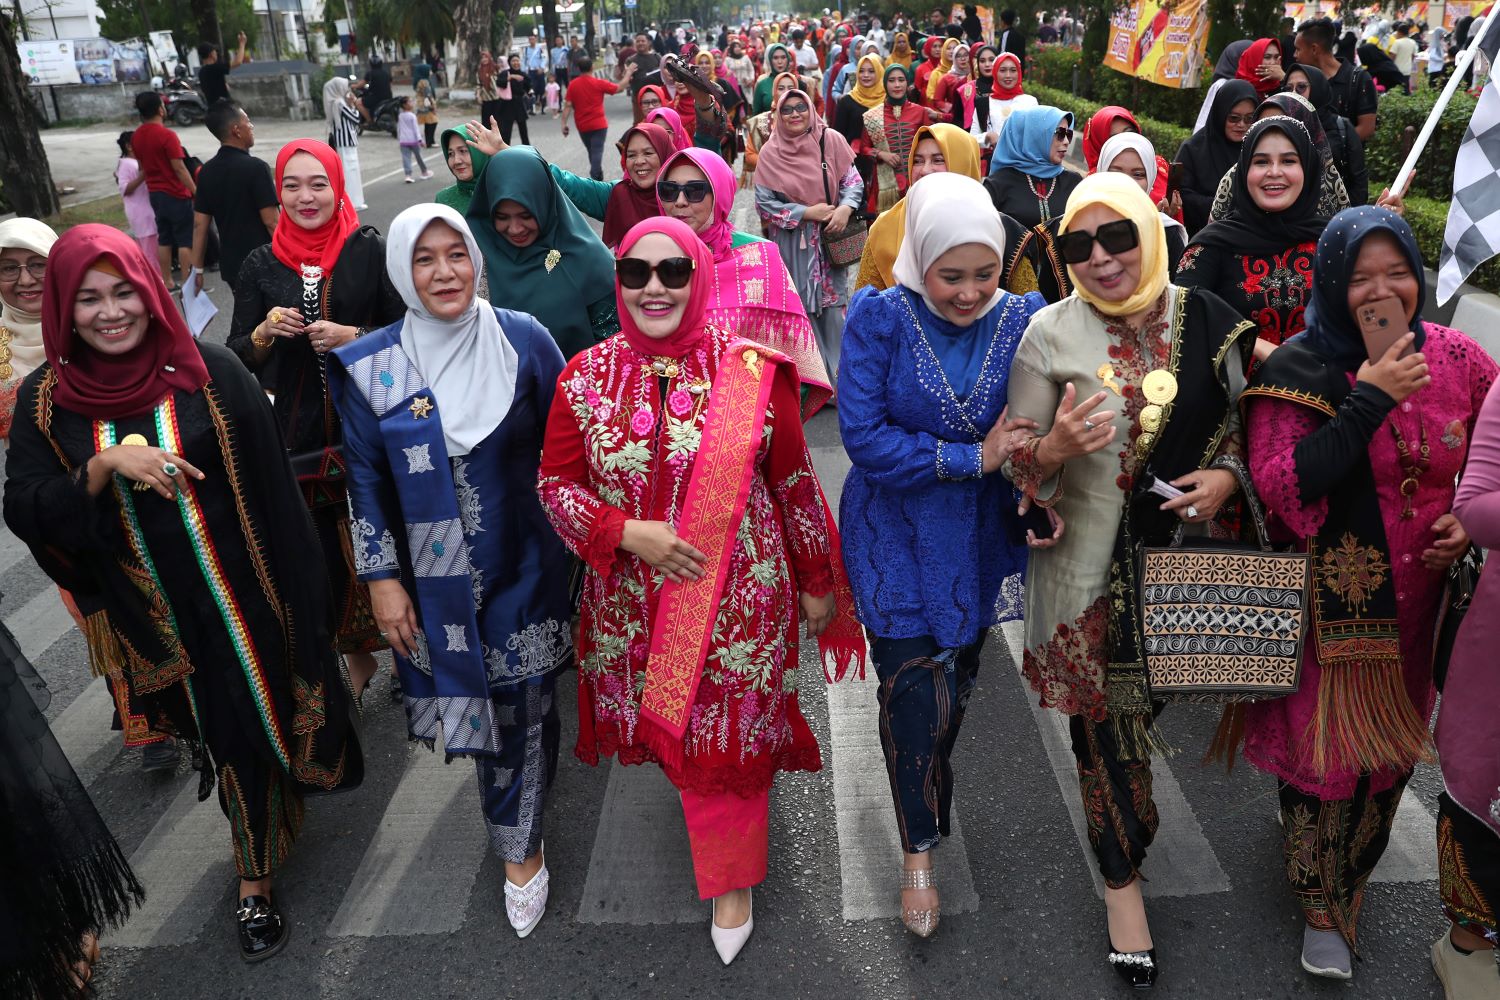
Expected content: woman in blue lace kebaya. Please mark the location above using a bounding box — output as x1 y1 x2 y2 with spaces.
837 173 1053 939
328 203 574 939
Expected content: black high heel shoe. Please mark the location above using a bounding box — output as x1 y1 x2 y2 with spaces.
1107 938 1159 989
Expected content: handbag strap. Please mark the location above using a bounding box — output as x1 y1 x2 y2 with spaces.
818 128 834 206
1168 454 1275 552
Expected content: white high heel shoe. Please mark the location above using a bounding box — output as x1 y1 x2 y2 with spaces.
710 889 754 965
504 850 549 939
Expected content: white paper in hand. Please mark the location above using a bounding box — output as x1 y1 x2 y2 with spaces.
180 268 218 338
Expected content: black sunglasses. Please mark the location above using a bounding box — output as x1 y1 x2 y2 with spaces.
1054 127 1075 142
780 101 810 115
657 179 713 204
616 256 697 289
1058 219 1140 265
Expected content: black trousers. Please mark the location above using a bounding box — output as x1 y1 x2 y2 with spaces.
1068 710 1162 888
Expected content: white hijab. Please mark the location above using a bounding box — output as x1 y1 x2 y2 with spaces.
385 204 518 457
0 218 59 380
1096 132 1187 237
324 76 352 135
891 172 1007 319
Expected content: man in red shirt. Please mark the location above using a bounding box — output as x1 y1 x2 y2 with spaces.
131 91 197 287
561 56 635 179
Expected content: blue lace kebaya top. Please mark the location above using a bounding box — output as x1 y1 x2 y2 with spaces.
837 284 1044 648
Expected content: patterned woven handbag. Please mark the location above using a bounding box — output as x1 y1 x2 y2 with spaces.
1140 474 1311 703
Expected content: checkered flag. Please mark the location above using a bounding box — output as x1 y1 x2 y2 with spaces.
1438 16 1500 304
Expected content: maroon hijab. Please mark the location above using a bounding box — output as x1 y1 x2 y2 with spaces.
42 224 209 419
603 122 676 248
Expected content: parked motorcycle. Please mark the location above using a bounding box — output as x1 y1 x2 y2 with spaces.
161 74 206 126
365 95 404 136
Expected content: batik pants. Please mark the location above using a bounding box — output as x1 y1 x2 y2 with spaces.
218 757 304 881
681 787 770 899
1068 710 1161 888
474 674 559 864
874 634 985 855
1278 771 1411 951
1438 791 1500 943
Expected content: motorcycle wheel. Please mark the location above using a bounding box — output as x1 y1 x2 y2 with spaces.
172 104 203 126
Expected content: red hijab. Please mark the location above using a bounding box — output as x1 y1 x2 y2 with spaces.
636 84 670 120
1081 105 1173 207
922 36 942 62
271 139 361 275
42 224 209 420
603 123 676 248
1235 38 1281 95
615 217 715 359
990 51 1025 100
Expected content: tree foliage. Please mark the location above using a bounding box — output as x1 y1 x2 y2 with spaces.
97 0 255 55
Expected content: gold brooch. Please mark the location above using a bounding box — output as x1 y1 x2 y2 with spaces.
409 396 434 419
1139 404 1163 433
1096 362 1122 396
119 433 152 490
648 357 681 379
742 348 762 378
1142 369 1178 405
544 249 562 273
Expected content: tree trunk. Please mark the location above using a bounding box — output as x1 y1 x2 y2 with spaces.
187 0 223 53
453 0 490 87
542 0 559 51
583 0 595 55
0 13 60 218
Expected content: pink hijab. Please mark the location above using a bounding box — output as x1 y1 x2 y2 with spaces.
615 217 714 360
753 89 854 208
657 147 832 415
644 107 693 152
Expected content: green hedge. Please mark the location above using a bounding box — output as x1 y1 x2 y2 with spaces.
1029 83 1194 160
1365 89 1477 202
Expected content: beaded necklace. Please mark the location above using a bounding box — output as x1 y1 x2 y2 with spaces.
1026 176 1054 223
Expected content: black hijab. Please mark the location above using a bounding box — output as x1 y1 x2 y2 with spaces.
1212 40 1253 82
1287 205 1427 370
1178 79 1259 194
1294 63 1343 138
1259 91 1332 170
1189 115 1329 256
1358 43 1405 89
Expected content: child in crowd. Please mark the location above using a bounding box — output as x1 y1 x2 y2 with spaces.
397 96 434 182
114 131 159 267
545 78 562 115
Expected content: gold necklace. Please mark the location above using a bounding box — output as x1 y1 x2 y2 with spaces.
0 325 13 382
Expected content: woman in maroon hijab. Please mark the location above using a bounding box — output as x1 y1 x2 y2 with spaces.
3 224 362 964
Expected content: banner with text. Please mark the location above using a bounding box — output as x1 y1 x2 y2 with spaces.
1103 0 1210 88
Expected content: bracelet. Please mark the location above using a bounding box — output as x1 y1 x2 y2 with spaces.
251 325 273 349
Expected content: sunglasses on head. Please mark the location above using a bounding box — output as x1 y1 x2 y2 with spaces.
616 256 697 289
657 179 713 204
780 101 810 115
1058 219 1140 265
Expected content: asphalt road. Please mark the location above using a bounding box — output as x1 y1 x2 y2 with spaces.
23 94 1463 1000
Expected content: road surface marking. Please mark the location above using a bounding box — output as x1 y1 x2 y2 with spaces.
11 586 79 663
576 761 701 924
108 782 230 948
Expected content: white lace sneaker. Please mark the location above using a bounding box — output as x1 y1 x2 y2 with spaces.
504 860 549 938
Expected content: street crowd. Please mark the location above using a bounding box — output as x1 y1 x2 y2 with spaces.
2 7 1500 999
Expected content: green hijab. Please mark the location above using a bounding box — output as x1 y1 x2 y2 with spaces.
466 146 616 359
434 124 491 213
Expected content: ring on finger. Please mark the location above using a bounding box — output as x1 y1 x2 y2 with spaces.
162 461 179 477
1084 419 1095 431
270 309 282 325
1186 504 1200 519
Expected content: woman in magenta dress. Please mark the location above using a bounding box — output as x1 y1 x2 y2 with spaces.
536 217 862 964
1241 206 1496 982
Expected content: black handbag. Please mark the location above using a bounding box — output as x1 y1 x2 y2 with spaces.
1432 544 1483 692
1139 471 1311 703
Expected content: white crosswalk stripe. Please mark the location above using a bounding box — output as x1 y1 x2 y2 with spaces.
107 783 231 949
11 585 80 664
51 676 122 787
575 762 701 924
998 620 1230 899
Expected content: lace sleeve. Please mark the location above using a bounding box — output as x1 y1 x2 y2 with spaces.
1247 396 1329 538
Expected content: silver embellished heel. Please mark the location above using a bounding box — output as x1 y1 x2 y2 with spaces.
900 864 940 938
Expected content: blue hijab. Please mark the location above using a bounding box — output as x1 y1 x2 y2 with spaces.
1287 205 1428 371
988 106 1071 179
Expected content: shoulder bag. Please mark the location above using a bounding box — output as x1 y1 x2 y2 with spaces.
817 129 869 269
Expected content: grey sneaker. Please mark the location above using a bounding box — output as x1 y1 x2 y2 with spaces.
1301 925 1353 980
141 737 178 773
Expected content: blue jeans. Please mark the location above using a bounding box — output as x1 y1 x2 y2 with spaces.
579 127 608 181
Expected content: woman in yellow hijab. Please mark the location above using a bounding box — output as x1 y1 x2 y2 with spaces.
925 38 961 101
1001 172 1256 990
856 123 1036 294
888 32 916 72
832 53 887 154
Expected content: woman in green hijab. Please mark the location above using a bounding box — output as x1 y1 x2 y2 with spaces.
466 146 619 358
434 124 492 213
753 44 795 115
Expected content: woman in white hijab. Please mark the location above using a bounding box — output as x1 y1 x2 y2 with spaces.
1095 132 1189 272
327 203 575 939
323 76 369 211
0 218 58 440
838 172 1053 938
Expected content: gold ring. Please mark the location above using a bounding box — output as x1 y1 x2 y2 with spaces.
270 310 282 325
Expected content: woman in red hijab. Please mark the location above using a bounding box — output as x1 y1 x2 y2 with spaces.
1235 37 1285 95
4 224 363 963
913 36 944 106
228 139 405 700
538 216 860 966
1081 105 1175 212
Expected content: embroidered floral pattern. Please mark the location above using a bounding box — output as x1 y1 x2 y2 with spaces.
444 623 469 652
403 443 434 474
451 456 484 535
1319 531 1389 613
1021 594 1111 719
349 515 398 573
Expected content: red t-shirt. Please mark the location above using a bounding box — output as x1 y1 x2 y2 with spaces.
131 122 191 199
566 75 620 132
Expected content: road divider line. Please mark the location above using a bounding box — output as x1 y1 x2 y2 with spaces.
12 586 79 664
998 620 1230 899
576 761 701 924
51 676 122 786
108 782 230 948
327 738 486 937
1371 786 1438 883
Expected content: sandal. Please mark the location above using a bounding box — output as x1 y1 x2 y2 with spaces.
899 864 939 938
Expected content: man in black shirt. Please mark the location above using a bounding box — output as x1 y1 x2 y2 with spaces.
191 100 279 294
362 56 393 117
998 9 1027 59
1296 16 1378 140
622 33 660 96
196 32 248 104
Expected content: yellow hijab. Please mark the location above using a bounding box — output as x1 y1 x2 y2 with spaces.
860 124 983 290
849 54 886 109
1059 172 1168 318
926 38 960 99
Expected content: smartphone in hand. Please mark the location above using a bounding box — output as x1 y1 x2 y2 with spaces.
1357 297 1413 362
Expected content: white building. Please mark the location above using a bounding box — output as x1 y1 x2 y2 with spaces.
15 0 103 39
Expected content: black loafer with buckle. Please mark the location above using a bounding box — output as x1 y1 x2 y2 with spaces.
237 894 289 963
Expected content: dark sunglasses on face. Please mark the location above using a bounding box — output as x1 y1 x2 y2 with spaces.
657 179 713 204
780 101 810 115
1225 113 1255 126
1058 219 1140 265
1054 127 1075 142
616 256 697 289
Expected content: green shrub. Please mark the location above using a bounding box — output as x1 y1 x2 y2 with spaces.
1030 83 1194 159
1027 45 1084 91
1366 89 1477 202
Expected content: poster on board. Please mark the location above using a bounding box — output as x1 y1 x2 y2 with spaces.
17 40 81 85
1103 0 1210 88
